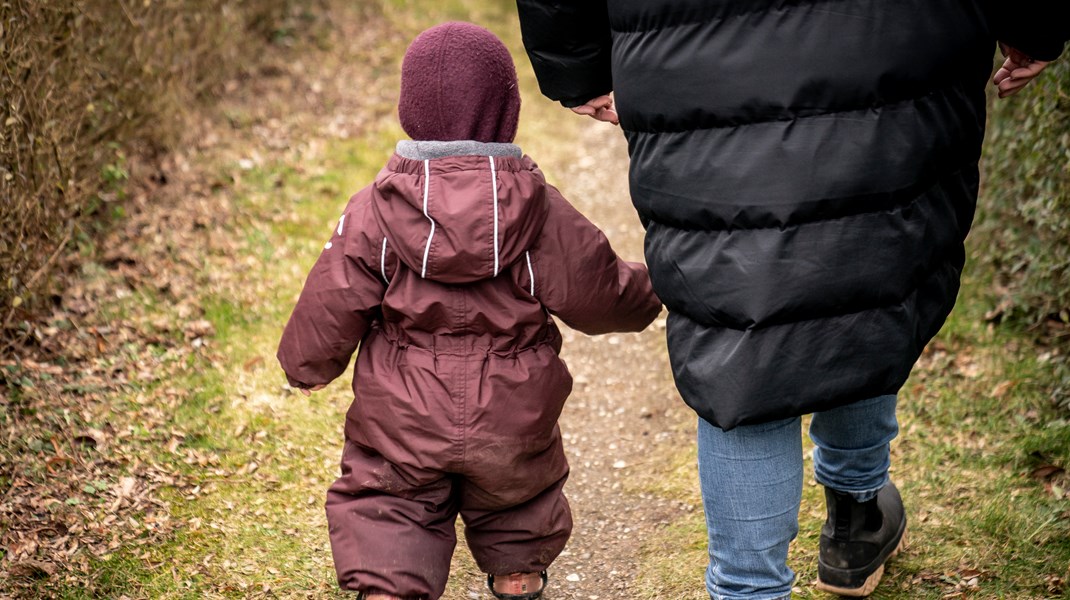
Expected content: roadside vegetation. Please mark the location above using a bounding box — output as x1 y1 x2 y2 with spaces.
632 264 1070 599
1 2 1067 599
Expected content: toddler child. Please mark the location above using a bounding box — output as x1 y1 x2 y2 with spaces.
277 21 661 600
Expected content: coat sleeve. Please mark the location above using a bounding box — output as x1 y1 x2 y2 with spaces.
515 0 614 107
532 188 662 335
276 200 385 389
986 0 1070 61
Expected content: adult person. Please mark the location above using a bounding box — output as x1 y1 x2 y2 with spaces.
515 2 1069 598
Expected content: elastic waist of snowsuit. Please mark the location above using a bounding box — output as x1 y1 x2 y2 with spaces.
374 323 563 359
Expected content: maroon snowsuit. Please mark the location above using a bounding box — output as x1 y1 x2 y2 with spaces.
277 150 661 599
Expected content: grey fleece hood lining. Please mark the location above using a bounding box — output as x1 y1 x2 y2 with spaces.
396 140 523 160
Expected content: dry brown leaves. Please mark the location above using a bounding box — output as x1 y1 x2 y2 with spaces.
0 145 228 595
905 566 988 599
1029 452 1069 501
0 42 256 597
0 4 392 596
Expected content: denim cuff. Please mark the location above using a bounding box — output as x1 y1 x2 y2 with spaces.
815 476 887 503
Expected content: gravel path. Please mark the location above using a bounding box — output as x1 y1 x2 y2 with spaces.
440 122 698 599
215 6 702 597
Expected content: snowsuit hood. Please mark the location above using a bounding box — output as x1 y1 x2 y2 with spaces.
372 140 548 284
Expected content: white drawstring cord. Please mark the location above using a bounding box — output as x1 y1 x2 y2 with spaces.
420 159 436 278
490 156 500 276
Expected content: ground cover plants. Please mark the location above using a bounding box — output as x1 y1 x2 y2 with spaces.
2 2 1067 598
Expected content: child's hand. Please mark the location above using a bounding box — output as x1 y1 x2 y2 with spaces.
993 43 1050 98
300 384 326 397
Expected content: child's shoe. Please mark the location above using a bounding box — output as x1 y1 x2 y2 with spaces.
487 571 548 600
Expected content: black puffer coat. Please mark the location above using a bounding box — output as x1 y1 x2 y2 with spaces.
517 0 1069 429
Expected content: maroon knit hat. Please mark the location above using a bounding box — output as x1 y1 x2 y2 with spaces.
399 22 521 143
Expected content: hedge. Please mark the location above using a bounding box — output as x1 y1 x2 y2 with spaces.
0 0 295 325
975 56 1070 409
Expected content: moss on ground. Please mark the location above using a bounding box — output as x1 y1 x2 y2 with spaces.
632 262 1070 599
11 1 1068 599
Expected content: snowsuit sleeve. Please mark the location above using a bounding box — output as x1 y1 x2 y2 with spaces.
985 0 1070 61
532 187 661 335
515 0 613 107
277 199 385 389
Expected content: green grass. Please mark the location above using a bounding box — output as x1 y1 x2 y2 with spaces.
632 263 1070 599
58 96 442 599
94 5 577 595
130 145 391 598
23 1 1069 598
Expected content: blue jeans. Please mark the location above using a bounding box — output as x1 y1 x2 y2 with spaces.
696 395 899 600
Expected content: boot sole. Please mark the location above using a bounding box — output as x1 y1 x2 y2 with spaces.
815 525 909 597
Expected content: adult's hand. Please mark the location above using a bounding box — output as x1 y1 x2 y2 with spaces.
570 94 619 125
300 384 326 397
993 43 1050 98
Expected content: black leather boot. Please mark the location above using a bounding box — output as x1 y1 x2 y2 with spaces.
815 482 908 597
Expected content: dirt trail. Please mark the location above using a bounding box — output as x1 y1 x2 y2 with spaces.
500 124 697 600
256 6 701 598
1 3 705 598
7 3 1069 599
285 6 700 598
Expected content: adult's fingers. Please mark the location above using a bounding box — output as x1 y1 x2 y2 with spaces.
594 106 620 125
571 97 620 125
993 64 1014 85
585 94 614 110
1011 60 1049 79
993 58 1048 98
997 76 1033 98
993 56 1029 84
571 95 614 115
